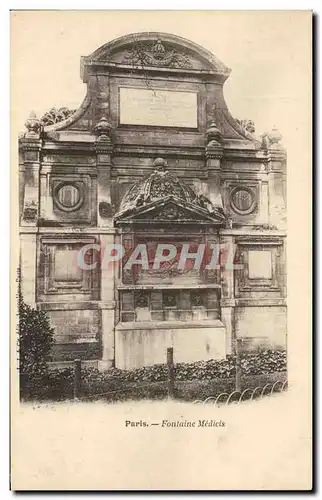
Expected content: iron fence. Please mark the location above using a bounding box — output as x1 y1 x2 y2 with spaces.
192 379 288 405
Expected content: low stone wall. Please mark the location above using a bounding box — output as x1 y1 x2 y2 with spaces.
115 320 226 370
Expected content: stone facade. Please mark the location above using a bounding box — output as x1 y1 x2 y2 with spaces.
19 32 287 370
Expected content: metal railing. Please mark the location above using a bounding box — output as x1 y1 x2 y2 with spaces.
192 380 288 405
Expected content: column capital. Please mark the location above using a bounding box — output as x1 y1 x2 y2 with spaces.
95 142 114 156
206 145 224 161
19 138 42 152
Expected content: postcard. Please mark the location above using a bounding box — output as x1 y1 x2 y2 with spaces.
10 10 312 491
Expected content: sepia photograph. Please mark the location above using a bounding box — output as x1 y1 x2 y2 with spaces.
10 10 312 491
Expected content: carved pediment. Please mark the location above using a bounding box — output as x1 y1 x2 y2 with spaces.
110 39 195 70
114 196 226 226
83 32 231 77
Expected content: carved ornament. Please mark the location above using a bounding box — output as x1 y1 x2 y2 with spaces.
123 38 192 69
40 107 76 126
261 127 283 150
99 202 113 218
93 116 113 143
206 121 221 146
23 200 38 221
236 119 256 135
24 112 42 138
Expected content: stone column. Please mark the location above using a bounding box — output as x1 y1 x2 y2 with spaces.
258 176 269 225
262 128 287 230
39 166 54 220
267 151 287 230
20 113 42 227
20 231 37 307
94 117 116 371
19 113 42 307
205 122 224 207
219 232 236 355
94 116 114 228
98 230 117 371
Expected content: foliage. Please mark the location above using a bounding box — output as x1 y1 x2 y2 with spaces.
175 349 287 381
45 371 286 403
18 293 55 399
80 349 286 386
35 349 286 401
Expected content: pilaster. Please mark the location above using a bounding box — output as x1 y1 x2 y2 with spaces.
96 125 117 375
219 232 236 355
258 177 269 225
19 112 43 227
262 128 287 230
94 117 114 228
205 122 224 207
20 231 37 306
20 145 42 226
98 230 117 370
267 150 287 230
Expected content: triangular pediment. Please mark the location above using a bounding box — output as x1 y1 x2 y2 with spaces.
114 196 226 225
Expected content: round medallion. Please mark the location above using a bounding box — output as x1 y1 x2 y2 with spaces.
230 187 256 215
54 183 83 212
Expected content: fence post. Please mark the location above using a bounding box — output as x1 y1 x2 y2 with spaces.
235 338 242 393
167 347 175 399
73 358 81 400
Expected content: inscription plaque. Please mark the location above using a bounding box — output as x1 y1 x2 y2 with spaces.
119 87 198 128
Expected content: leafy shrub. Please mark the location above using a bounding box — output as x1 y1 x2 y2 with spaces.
77 349 286 387
28 349 287 401
78 349 287 398
18 293 55 399
45 369 75 400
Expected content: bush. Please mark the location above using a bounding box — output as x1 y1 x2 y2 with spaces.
18 293 55 399
26 349 287 401
78 349 286 399
79 349 286 386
